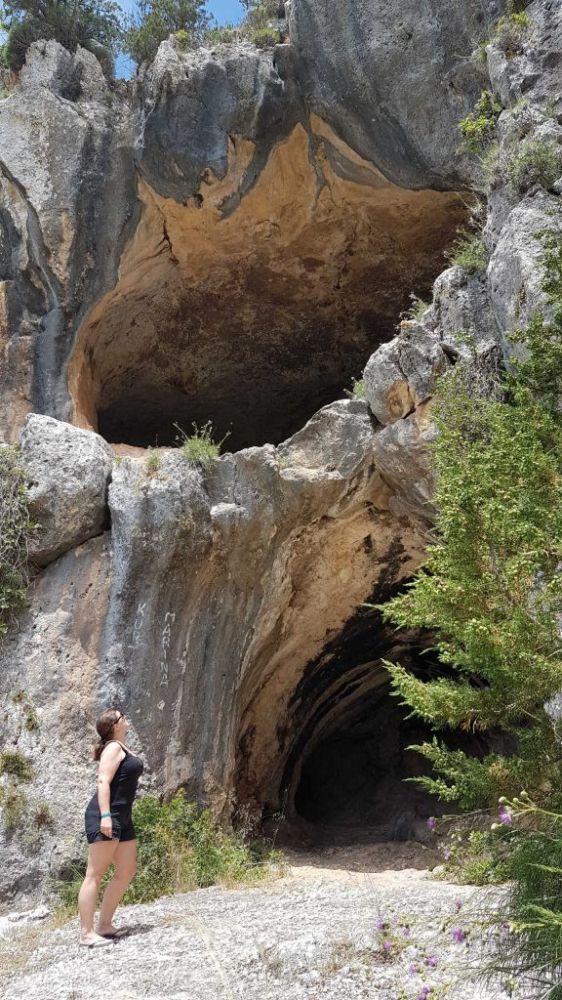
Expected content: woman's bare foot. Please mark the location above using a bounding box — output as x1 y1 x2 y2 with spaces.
79 931 114 947
96 923 127 938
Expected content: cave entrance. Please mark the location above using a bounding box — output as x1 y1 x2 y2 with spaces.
291 685 437 841
68 122 467 451
235 599 487 846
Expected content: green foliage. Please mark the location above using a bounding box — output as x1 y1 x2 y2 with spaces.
0 784 27 829
379 231 562 810
144 447 162 476
203 0 282 48
0 749 33 780
492 11 531 57
485 795 562 995
460 90 503 154
351 377 365 401
55 791 280 913
508 139 562 194
0 447 36 637
176 421 227 470
11 690 39 731
123 0 207 66
1 0 123 75
436 827 512 886
404 294 430 322
448 232 489 274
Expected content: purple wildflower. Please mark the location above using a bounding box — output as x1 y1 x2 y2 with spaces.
426 816 437 830
498 805 513 825
401 925 411 938
443 847 451 861
424 954 438 968
452 927 467 943
375 919 386 931
408 962 420 974
417 988 432 1000
383 940 393 953
500 922 511 940
455 898 463 912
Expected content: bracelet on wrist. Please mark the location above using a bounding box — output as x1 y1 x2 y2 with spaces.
100 812 112 818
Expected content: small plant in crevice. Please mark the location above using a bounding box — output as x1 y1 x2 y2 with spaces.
351 377 366 400
33 801 55 831
0 446 37 638
174 421 229 470
144 447 163 476
0 784 28 830
492 10 531 58
448 233 489 275
507 138 562 194
403 294 431 323
0 749 33 781
11 689 39 732
460 90 503 155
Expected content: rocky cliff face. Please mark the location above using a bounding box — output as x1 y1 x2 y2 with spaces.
1 0 562 904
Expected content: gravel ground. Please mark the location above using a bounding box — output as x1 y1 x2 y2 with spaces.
0 850 533 1000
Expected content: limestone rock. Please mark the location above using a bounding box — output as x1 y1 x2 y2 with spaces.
288 0 503 189
363 324 451 427
20 415 112 566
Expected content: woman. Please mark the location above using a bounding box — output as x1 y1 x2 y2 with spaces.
78 708 144 947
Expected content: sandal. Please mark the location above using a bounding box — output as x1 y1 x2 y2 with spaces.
79 935 114 948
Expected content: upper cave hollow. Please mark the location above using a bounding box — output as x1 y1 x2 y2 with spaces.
68 122 467 452
233 601 489 844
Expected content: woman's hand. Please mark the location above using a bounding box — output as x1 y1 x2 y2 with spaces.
100 815 113 838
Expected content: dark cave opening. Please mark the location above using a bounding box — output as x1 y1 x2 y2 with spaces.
240 600 492 846
292 689 438 839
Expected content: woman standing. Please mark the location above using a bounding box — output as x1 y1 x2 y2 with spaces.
78 708 144 947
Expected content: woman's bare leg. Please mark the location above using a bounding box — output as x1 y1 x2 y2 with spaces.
78 840 119 944
97 839 137 934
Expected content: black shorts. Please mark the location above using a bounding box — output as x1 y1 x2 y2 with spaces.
85 808 136 845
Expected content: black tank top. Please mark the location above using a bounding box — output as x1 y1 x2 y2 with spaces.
88 742 144 816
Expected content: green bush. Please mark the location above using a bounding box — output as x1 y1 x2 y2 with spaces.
203 0 282 49
493 11 530 57
248 25 279 48
460 90 503 154
508 139 562 194
0 784 28 830
0 749 33 781
1 0 123 75
436 826 512 886
0 446 36 637
404 295 430 322
448 232 489 274
379 232 562 811
175 421 227 470
55 791 281 913
123 0 208 66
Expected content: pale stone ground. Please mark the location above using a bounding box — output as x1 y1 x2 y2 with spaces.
0 844 533 1000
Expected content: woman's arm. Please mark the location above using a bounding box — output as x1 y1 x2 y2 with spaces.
97 742 123 837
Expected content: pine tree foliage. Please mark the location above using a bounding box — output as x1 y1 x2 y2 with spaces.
380 230 562 809
0 0 123 74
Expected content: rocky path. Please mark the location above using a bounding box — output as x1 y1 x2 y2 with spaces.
0 845 526 1000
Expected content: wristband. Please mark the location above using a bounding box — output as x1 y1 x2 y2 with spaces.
100 812 112 818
